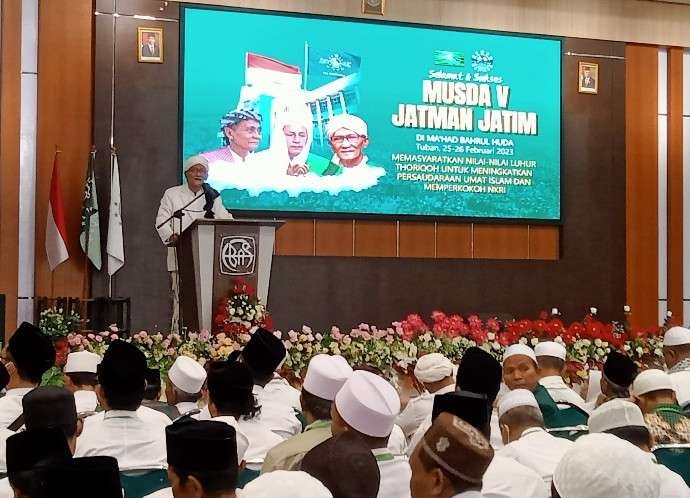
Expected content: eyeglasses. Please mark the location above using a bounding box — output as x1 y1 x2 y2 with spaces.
186 166 208 176
331 134 365 145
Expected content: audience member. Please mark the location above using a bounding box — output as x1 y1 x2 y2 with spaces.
166 356 207 419
663 327 690 409
599 351 637 406
63 351 100 414
143 367 181 420
535 342 588 412
42 456 122 498
239 470 332 497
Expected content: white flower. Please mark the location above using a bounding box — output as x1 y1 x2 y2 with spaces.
551 308 559 315
531 338 539 346
594 339 602 347
654 348 663 357
519 337 528 345
487 332 495 341
554 336 564 344
636 346 643 355
623 305 631 313
623 344 631 351
666 310 673 317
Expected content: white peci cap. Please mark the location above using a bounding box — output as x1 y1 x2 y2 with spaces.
241 471 333 498
663 326 690 347
588 399 647 433
303 354 353 401
502 344 537 365
534 341 567 361
334 370 400 438
498 388 539 418
414 353 454 383
631 369 675 397
168 356 207 395
183 155 209 173
64 351 100 374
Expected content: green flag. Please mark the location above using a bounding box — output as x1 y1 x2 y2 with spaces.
80 148 102 270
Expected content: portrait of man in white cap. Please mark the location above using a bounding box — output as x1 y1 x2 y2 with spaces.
155 154 232 332
318 114 374 176
202 109 262 165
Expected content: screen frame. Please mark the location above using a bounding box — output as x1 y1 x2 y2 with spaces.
179 3 563 225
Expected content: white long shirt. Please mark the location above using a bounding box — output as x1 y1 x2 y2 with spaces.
0 388 33 429
74 390 99 414
406 384 458 456
75 410 168 470
653 455 690 498
213 415 282 469
155 184 232 271
253 385 302 440
264 376 302 412
539 376 590 412
0 428 14 473
396 391 434 439
175 401 201 419
497 427 573 484
482 455 550 498
373 448 412 498
0 478 11 498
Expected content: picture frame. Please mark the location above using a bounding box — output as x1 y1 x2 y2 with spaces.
578 61 598 94
362 0 385 15
137 27 164 63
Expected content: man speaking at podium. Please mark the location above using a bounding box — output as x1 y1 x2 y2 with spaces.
156 155 232 332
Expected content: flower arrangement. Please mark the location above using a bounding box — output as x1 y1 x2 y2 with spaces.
52 303 669 389
39 307 81 339
214 278 271 335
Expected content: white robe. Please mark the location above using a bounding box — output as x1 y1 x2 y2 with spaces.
396 391 434 439
0 478 11 498
373 448 411 498
74 390 99 414
264 376 302 413
0 388 33 429
497 427 573 484
653 455 690 498
213 415 282 469
175 401 201 419
482 455 550 498
155 183 232 271
253 385 302 440
75 410 168 471
669 369 690 407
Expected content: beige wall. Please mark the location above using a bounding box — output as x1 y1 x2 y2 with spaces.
187 0 690 47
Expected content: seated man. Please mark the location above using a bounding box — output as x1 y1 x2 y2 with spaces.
409 412 494 498
207 360 270 470
236 328 302 439
663 327 690 409
143 368 180 420
263 354 353 473
397 353 455 439
302 431 380 498
497 389 573 485
240 470 333 497
588 398 690 497
332 370 411 498
0 322 55 429
552 433 660 498
75 341 168 470
63 351 100 414
632 369 690 445
2 428 72 498
42 456 122 498
535 341 589 412
166 356 207 419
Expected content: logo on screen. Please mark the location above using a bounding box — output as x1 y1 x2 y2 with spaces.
433 50 465 67
319 53 352 71
471 50 494 72
219 236 256 275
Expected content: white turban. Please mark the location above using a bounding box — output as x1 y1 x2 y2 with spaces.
240 471 333 498
326 114 368 139
184 155 209 173
414 353 454 383
553 433 660 498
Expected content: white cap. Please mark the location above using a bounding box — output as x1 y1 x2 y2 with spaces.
553 433 660 498
631 369 675 397
303 354 353 401
241 471 333 498
588 399 647 433
663 326 690 347
497 388 540 418
534 341 566 361
168 356 207 395
64 351 100 374
334 370 400 437
183 155 209 173
502 344 537 365
326 114 367 138
414 353 454 383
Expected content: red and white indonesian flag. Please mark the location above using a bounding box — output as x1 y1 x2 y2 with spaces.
46 152 69 271
246 52 302 89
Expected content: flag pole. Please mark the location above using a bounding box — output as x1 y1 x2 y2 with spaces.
303 41 309 90
50 146 62 300
108 2 117 299
81 146 96 299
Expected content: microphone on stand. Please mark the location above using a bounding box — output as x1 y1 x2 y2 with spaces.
202 182 220 219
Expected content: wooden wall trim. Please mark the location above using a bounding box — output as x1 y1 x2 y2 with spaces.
34 0 94 300
626 44 659 327
667 47 684 322
0 0 22 335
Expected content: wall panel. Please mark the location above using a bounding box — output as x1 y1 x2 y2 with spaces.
275 219 314 256
314 220 353 257
398 222 435 258
354 221 397 257
473 225 529 260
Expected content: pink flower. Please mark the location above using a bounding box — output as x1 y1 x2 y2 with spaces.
87 333 95 340
95 336 103 343
110 334 118 341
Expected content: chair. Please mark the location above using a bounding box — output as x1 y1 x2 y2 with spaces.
120 469 170 498
237 468 261 488
546 425 589 441
652 444 690 486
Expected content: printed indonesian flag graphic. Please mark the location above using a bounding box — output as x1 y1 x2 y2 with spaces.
46 152 69 271
245 52 302 89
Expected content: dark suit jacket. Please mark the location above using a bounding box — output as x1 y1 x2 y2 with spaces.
581 76 595 89
142 43 160 58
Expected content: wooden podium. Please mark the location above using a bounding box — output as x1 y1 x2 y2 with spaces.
177 219 284 332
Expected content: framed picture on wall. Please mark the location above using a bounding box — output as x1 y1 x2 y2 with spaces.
362 0 385 15
138 27 164 63
578 61 598 94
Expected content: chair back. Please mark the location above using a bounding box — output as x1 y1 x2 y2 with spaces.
237 468 261 488
653 444 690 487
120 469 170 498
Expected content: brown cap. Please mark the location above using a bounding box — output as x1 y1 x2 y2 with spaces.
420 412 494 484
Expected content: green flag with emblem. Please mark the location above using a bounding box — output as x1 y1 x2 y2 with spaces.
80 147 102 270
